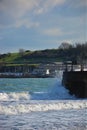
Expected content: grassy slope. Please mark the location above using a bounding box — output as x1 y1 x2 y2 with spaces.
0 53 20 63
0 50 60 64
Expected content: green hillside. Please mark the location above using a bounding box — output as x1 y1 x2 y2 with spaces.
0 49 60 64
0 42 87 64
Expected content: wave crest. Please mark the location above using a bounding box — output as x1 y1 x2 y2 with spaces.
0 101 86 115
0 92 30 101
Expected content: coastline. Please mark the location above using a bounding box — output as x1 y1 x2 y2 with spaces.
0 73 54 78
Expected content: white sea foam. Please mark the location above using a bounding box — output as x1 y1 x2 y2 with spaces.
48 78 76 100
0 92 30 101
0 100 87 115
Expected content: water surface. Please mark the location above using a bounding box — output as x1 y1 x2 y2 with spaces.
0 78 87 130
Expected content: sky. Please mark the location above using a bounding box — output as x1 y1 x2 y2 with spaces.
0 0 87 54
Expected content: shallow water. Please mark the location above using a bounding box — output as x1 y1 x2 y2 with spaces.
0 78 75 100
0 78 87 130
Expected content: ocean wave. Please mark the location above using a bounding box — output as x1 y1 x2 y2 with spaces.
0 101 87 115
0 77 76 101
0 92 30 101
0 89 75 102
31 79 76 100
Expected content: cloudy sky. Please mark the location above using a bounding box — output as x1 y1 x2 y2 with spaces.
0 0 87 53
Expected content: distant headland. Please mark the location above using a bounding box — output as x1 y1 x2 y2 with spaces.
0 42 87 78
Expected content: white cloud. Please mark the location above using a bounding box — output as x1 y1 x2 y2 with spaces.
2 0 65 16
43 28 63 36
0 0 40 28
44 0 65 8
14 19 40 28
0 0 39 18
0 0 66 28
35 0 66 14
42 27 76 37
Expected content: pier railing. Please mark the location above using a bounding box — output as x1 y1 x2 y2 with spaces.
63 62 87 72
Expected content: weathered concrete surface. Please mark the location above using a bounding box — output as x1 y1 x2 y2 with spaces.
62 71 87 98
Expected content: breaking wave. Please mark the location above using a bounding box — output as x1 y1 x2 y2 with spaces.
0 80 75 101
0 92 30 101
0 101 87 115
0 100 86 115
31 80 76 100
0 77 76 102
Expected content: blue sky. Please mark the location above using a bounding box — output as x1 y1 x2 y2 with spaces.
0 0 87 53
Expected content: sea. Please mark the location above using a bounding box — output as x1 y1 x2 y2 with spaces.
0 72 87 130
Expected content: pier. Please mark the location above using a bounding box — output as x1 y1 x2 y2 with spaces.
62 62 87 98
0 62 63 78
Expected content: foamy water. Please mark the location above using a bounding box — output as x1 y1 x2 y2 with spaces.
0 100 87 130
0 100 87 115
0 77 87 130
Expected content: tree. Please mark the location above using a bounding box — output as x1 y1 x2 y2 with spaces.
59 42 72 50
